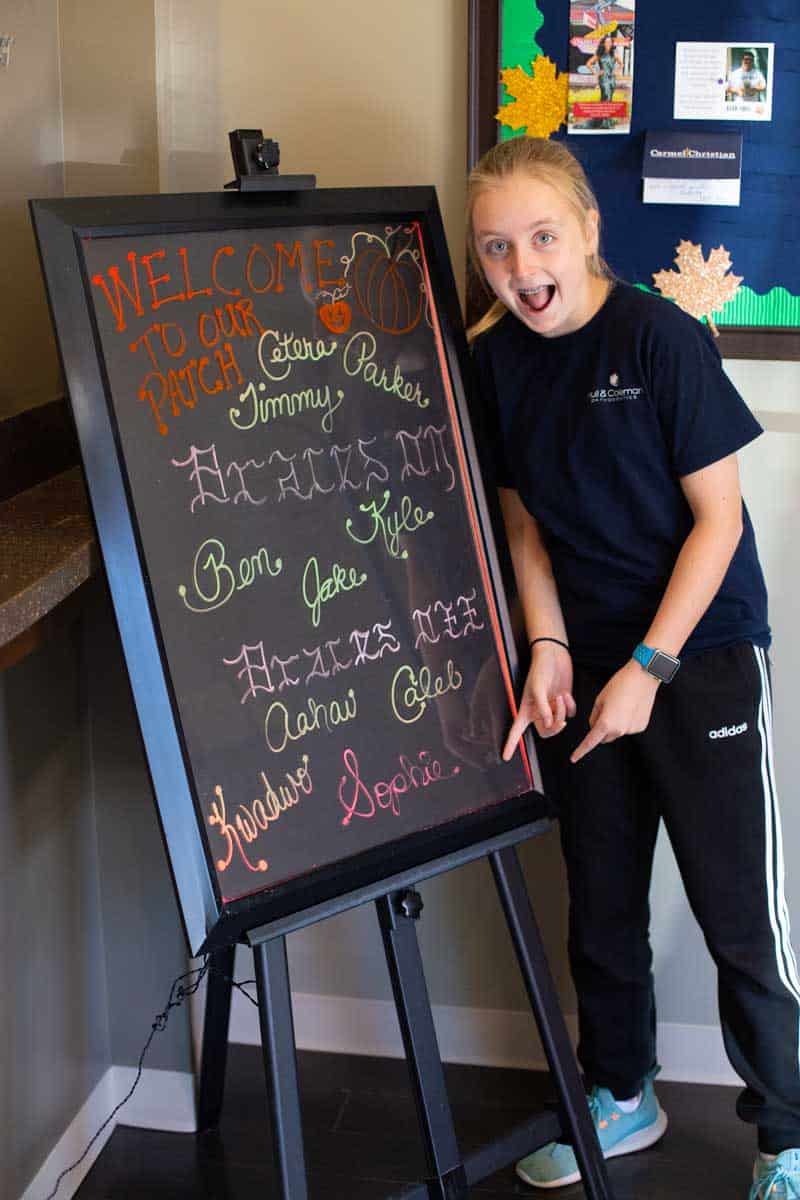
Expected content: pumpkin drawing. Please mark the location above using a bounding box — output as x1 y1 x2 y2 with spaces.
351 239 424 335
318 299 352 334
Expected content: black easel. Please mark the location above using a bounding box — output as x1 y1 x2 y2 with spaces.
194 141 614 1197
197 823 615 1200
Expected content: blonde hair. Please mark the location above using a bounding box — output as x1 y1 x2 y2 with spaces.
466 136 612 342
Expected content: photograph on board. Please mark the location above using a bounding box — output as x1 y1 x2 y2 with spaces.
725 45 772 117
567 0 636 134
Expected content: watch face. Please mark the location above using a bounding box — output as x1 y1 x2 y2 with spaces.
648 650 680 683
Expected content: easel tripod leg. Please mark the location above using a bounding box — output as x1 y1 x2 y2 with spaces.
253 937 309 1200
490 846 615 1200
376 891 469 1200
197 944 236 1131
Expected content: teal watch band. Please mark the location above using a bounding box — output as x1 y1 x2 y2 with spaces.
633 642 655 669
632 642 681 683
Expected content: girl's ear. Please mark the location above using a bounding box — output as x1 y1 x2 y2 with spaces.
584 208 600 257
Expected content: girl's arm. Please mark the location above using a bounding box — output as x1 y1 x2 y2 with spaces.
498 487 576 760
570 452 745 762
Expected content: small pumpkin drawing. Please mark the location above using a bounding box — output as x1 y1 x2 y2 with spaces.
318 298 352 334
351 235 424 336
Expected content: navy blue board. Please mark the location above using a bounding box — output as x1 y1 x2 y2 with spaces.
533 1 799 299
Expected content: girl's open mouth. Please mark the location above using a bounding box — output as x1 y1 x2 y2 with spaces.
518 284 555 313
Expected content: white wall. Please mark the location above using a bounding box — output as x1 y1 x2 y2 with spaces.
650 359 800 1030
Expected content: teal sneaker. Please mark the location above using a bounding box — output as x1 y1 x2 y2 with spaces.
515 1073 668 1189
750 1150 800 1198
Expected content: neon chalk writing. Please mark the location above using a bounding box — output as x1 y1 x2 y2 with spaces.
338 747 460 826
257 328 338 382
264 687 357 753
342 331 430 409
395 425 455 493
138 342 243 436
390 659 463 725
328 439 389 494
345 490 435 560
301 555 368 628
208 753 313 874
178 536 282 614
172 444 230 512
223 619 400 704
91 240 343 334
130 302 264 371
230 379 344 435
171 438 396 512
412 590 485 647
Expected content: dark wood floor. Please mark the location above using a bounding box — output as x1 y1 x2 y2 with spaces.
74 1046 756 1199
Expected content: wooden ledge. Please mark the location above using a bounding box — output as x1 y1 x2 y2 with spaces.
0 468 98 667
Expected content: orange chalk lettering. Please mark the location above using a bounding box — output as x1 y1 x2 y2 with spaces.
178 246 212 301
274 240 313 294
313 239 345 290
211 245 241 296
141 249 185 310
92 251 144 333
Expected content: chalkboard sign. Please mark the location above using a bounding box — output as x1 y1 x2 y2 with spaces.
32 188 542 955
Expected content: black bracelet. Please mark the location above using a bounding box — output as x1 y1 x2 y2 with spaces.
529 636 570 652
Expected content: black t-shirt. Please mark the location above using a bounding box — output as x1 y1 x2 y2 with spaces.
473 282 770 670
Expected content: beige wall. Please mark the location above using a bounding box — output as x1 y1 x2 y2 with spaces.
156 0 468 294
0 1 158 420
0 1 63 416
61 0 159 197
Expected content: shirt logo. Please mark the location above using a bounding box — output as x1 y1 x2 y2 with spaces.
587 372 643 404
708 722 748 740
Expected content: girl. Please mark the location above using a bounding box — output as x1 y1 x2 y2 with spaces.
584 35 620 128
468 136 800 1199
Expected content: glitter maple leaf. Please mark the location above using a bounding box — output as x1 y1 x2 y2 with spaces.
497 55 568 140
652 241 743 335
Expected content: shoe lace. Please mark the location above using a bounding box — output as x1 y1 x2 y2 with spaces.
750 1161 800 1199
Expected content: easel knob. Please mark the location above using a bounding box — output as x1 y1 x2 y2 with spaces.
398 889 424 920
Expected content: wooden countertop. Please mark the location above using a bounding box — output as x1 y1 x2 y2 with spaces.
0 468 98 667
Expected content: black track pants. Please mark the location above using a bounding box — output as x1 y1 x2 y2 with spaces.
536 642 800 1152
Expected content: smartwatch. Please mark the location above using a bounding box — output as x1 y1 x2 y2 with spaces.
632 642 680 683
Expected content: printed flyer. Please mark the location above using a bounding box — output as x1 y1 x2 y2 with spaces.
674 43 774 122
567 0 636 134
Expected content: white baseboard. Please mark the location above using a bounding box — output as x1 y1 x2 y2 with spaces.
19 1071 117 1200
109 1065 197 1132
227 988 742 1087
19 1067 196 1200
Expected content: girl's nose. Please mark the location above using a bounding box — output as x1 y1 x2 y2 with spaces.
511 243 535 280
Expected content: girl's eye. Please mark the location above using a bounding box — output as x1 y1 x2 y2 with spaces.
484 239 508 256
535 232 554 246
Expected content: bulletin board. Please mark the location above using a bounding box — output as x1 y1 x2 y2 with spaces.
468 0 800 360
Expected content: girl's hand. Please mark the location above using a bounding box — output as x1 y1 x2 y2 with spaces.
502 644 576 761
570 660 659 764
